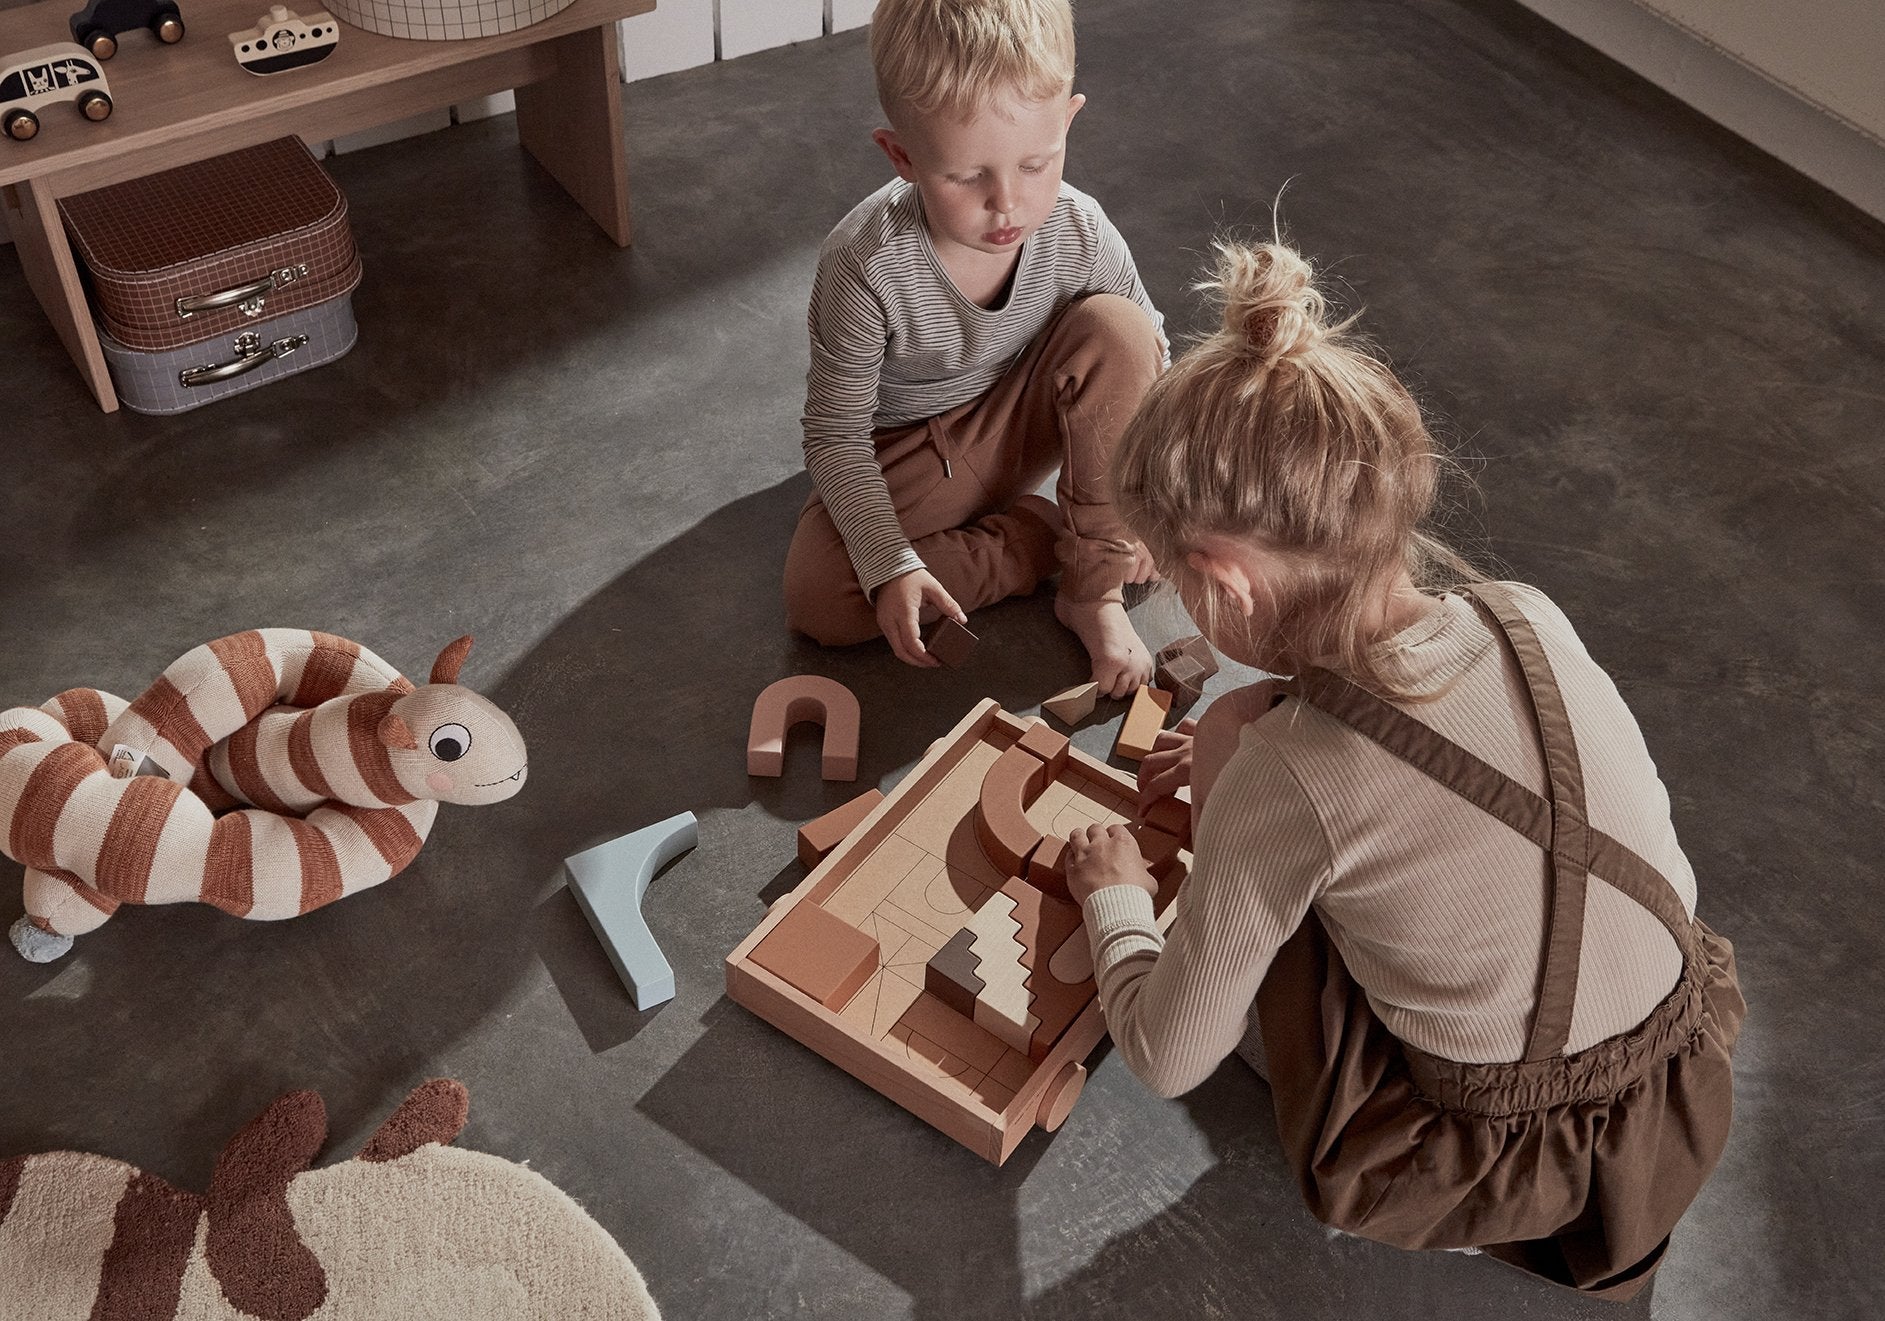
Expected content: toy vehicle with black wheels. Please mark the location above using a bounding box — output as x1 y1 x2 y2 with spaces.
228 6 337 75
69 0 184 60
0 46 112 142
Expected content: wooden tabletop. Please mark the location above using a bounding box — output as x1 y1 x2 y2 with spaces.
0 0 652 191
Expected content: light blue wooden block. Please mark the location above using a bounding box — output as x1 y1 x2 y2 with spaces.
564 811 698 1010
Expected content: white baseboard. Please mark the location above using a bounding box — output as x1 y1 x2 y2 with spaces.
453 91 517 122
1514 0 1885 223
332 108 454 155
827 0 876 33
619 0 715 81
718 0 822 61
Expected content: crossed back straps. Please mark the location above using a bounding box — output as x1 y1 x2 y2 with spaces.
1283 582 1694 1062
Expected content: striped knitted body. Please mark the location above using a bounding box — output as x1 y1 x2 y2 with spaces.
1 630 524 960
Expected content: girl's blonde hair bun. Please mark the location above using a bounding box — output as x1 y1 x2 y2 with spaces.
1206 240 1330 367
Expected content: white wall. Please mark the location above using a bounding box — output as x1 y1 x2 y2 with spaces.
1517 0 1885 222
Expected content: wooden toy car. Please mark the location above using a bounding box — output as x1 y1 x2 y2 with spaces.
0 45 111 142
68 0 184 60
228 6 338 75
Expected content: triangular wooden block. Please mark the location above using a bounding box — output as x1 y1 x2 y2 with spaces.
1042 682 1099 725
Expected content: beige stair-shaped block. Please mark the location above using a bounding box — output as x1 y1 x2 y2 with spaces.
963 892 1038 1056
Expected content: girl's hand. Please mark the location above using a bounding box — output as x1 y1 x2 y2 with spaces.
1136 717 1197 812
1065 824 1158 904
875 569 966 668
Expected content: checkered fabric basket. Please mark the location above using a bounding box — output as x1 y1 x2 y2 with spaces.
60 137 358 353
323 0 575 40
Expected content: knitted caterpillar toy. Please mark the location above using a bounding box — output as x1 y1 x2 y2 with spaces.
0 629 527 963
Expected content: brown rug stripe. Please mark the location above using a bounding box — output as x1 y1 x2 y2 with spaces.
207 632 280 723
205 1092 328 1321
286 710 336 800
224 723 292 815
94 777 186 904
9 742 99 866
204 814 255 917
92 1171 205 1321
290 633 361 709
285 819 343 914
358 1079 469 1161
329 803 424 870
346 693 416 806
127 677 212 768
51 688 111 745
0 1154 22 1226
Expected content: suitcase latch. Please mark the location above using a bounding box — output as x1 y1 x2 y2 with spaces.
178 331 309 388
176 264 309 322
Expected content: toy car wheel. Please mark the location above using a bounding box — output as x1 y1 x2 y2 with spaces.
153 10 185 42
2 108 39 142
77 90 112 123
81 26 118 59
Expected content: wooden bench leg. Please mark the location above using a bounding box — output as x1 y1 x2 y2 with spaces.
514 23 631 247
4 180 119 413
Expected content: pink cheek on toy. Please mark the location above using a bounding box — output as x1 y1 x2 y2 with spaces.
426 771 455 795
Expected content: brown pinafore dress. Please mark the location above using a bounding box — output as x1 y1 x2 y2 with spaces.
1254 582 1746 1301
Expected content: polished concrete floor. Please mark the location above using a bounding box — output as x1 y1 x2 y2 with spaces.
2 0 1881 1317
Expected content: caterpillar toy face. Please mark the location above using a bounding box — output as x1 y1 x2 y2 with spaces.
375 637 528 806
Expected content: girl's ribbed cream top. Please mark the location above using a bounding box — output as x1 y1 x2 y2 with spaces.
1083 583 1697 1097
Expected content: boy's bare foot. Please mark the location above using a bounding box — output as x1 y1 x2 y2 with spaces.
1125 542 1161 585
1055 595 1153 698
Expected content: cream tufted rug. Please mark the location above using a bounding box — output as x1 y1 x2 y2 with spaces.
0 1080 659 1320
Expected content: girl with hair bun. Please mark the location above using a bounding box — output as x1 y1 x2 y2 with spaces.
1062 238 1744 1300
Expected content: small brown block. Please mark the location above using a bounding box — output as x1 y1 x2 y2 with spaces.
925 617 979 668
1113 686 1174 762
748 675 861 781
1141 794 1191 850
1013 720 1070 778
1042 681 1098 725
749 901 881 1011
1155 653 1208 706
1157 634 1219 681
1132 823 1185 882
925 927 985 1019
1025 833 1070 901
797 788 886 867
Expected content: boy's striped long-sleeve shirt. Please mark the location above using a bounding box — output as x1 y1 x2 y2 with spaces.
802 178 1166 597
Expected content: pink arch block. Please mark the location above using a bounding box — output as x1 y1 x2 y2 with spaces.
747 676 860 782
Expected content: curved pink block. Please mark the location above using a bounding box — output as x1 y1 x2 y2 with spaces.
747 676 860 782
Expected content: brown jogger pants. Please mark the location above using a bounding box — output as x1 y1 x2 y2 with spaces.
784 293 1163 646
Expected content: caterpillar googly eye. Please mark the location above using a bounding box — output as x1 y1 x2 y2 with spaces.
427 723 472 762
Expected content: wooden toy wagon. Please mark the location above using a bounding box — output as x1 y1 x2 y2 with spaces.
727 699 1189 1165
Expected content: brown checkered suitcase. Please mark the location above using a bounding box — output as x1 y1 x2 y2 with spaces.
58 137 359 353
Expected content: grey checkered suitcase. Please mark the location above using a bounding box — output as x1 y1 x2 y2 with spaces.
99 292 357 415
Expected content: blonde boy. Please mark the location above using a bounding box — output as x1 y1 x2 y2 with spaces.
783 0 1167 695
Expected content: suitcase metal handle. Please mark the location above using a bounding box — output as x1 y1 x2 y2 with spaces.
174 265 309 320
179 331 308 387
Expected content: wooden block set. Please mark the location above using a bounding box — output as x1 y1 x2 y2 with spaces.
56 136 360 413
726 699 1192 1165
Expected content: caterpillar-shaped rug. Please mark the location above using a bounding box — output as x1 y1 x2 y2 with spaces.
0 629 526 963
